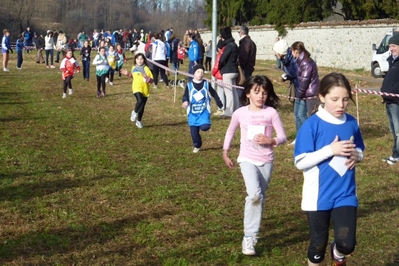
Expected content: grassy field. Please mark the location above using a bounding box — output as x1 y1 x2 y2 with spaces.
0 52 398 266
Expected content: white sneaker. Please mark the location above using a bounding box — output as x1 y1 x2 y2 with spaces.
105 77 109 83
383 156 399 165
62 93 67 98
289 139 296 146
242 236 257 256
213 109 224 116
130 111 137 122
16 67 21 70
153 85 158 89
68 89 73 95
3 68 9 72
179 80 186 89
136 121 143 128
109 82 113 86
193 147 200 153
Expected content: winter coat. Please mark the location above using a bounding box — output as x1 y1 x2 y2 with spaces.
281 48 299 91
238 35 256 74
381 55 399 104
296 51 319 99
218 38 238 75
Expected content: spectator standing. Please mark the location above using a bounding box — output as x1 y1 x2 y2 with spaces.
381 34 399 165
291 41 320 118
78 31 88 48
169 34 180 72
55 30 67 63
187 33 199 82
16 34 25 69
45 30 56 68
23 26 33 53
2 29 12 71
218 27 239 117
151 33 170 89
183 29 190 49
35 33 45 64
273 39 300 139
238 25 257 80
204 40 212 72
80 40 91 81
211 39 226 116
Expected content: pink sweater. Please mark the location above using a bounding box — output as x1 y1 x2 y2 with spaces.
223 105 287 163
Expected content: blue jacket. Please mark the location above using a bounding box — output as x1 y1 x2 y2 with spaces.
188 40 199 61
281 48 299 91
16 39 24 53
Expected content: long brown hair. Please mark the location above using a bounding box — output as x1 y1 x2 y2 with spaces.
291 41 312 62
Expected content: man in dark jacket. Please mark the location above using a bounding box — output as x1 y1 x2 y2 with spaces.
35 33 45 64
238 25 257 79
381 33 399 165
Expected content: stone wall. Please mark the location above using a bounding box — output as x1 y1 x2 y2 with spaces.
199 20 399 71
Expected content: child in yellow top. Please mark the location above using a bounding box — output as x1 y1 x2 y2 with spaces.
121 53 154 129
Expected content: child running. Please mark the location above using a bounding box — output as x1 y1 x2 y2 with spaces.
60 49 80 98
106 45 117 85
92 46 109 98
121 53 154 129
182 64 223 153
222 75 287 256
115 43 126 78
294 73 365 266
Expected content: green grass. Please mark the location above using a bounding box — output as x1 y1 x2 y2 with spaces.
0 53 398 265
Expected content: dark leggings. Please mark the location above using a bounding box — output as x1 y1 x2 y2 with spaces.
134 92 148 121
306 206 357 263
63 76 73 93
107 69 115 82
152 60 168 86
96 73 107 92
205 57 212 71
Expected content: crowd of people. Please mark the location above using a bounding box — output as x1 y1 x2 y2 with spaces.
4 24 399 266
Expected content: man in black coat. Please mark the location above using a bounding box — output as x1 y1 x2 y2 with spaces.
238 25 257 79
381 33 399 165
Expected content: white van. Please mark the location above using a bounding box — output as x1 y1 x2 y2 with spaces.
371 31 399 78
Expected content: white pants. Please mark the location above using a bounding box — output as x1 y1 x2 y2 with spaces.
239 161 273 237
222 73 239 116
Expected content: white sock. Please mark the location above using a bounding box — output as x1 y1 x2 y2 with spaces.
333 244 345 260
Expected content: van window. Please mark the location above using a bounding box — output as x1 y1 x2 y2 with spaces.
377 35 391 54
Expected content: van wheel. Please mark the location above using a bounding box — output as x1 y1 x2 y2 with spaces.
371 63 383 78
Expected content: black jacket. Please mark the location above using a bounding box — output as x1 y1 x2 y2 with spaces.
218 38 238 75
381 56 399 104
238 35 256 74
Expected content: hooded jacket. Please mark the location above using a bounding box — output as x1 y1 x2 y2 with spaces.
218 38 238 75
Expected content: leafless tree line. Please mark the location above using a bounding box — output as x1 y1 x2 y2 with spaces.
1 0 206 40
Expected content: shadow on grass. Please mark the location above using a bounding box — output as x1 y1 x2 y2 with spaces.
0 172 122 203
0 209 175 264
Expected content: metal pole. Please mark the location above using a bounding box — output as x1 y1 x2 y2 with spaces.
211 0 218 86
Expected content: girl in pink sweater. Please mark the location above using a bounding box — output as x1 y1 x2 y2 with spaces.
222 75 287 256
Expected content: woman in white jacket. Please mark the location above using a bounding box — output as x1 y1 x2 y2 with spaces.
44 31 55 68
151 33 169 89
